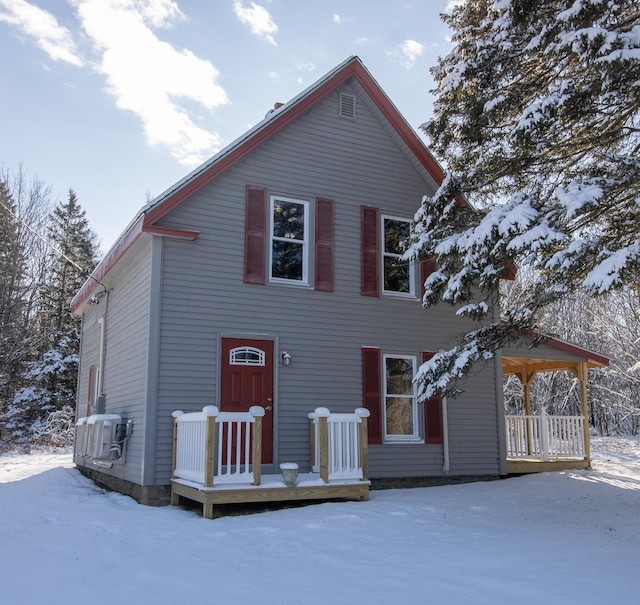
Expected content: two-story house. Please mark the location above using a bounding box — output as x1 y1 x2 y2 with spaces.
71 56 510 508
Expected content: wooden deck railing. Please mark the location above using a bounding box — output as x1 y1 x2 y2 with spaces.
172 406 264 487
172 405 370 489
505 409 585 460
308 407 370 482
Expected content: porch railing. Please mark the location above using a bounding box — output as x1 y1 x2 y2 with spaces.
172 405 265 487
308 407 370 482
505 409 585 460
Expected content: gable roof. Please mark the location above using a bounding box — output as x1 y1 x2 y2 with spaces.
502 330 609 375
71 56 445 313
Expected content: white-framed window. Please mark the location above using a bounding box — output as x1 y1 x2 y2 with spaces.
383 354 419 441
269 195 310 284
229 346 265 366
382 214 414 296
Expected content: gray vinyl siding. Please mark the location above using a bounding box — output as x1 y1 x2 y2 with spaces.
152 79 502 484
75 311 103 421
75 237 153 485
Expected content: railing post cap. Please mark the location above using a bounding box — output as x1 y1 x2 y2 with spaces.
203 405 219 416
314 407 331 417
171 410 184 418
249 406 266 417
355 408 370 418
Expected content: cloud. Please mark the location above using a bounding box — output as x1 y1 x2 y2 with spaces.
333 14 341 25
233 1 277 46
0 0 83 65
136 0 184 27
0 0 229 166
297 62 316 72
445 0 464 13
401 39 425 67
72 0 229 166
387 39 425 69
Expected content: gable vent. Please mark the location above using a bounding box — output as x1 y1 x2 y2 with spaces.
339 93 356 120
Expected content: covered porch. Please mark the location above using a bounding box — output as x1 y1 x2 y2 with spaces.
170 406 370 518
502 335 609 474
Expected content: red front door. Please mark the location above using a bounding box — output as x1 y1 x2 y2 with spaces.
220 338 274 463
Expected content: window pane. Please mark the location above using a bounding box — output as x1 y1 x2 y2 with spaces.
384 258 410 293
230 347 265 366
384 218 409 254
386 357 413 394
273 200 305 240
272 240 303 280
386 397 414 435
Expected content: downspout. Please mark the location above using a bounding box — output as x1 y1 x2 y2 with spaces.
442 396 450 473
98 315 106 393
95 290 109 414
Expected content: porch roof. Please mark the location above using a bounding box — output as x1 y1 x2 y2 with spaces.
502 332 609 377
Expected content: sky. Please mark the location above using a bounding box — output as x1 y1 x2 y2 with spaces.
0 0 456 253
1 436 639 603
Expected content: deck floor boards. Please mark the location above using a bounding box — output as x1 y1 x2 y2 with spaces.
171 473 370 518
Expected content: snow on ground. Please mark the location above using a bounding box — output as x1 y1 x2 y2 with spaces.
1 438 639 605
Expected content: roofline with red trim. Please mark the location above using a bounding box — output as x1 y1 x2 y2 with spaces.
72 56 445 313
142 57 444 228
512 326 609 367
71 215 145 313
540 334 609 367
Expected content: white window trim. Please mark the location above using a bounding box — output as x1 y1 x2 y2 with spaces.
381 214 415 298
383 354 421 442
269 195 310 286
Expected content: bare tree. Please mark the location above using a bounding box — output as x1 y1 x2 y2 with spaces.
0 166 51 416
501 272 640 435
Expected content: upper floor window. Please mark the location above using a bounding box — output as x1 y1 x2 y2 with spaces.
383 355 419 441
270 196 309 284
382 215 414 296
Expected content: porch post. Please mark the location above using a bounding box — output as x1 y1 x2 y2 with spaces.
203 406 218 488
539 406 550 462
518 366 535 455
577 362 591 467
315 408 330 483
250 406 266 486
309 415 316 470
356 408 370 480
171 411 183 480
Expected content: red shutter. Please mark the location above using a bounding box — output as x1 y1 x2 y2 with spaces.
362 347 383 444
361 206 379 296
315 197 334 292
420 256 438 300
422 352 443 444
244 185 267 284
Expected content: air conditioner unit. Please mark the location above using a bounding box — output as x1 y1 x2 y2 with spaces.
86 414 121 459
75 417 90 457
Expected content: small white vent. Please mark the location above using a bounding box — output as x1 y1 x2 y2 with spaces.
339 93 356 120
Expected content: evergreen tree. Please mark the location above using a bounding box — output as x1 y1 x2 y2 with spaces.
5 190 99 445
0 179 27 411
405 0 640 399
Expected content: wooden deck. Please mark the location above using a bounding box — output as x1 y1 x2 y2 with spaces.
170 405 371 518
507 458 590 474
171 473 370 518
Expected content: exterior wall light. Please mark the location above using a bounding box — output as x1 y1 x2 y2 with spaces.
281 352 292 366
